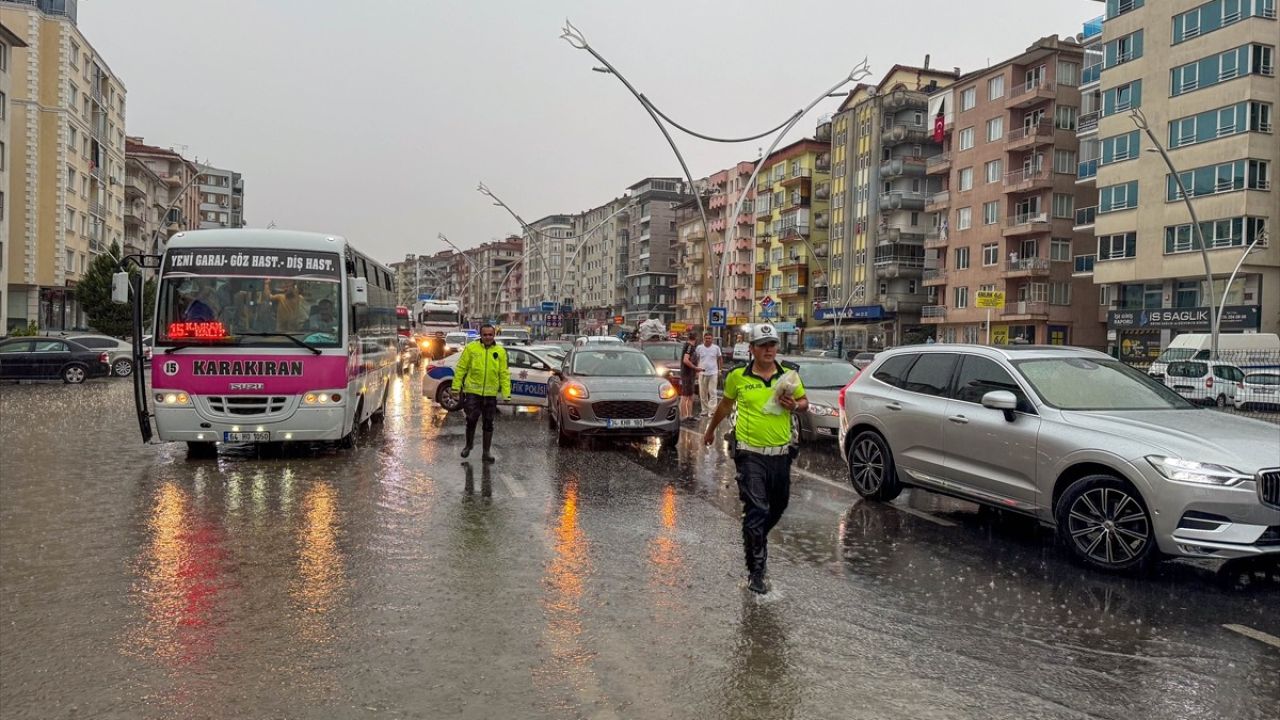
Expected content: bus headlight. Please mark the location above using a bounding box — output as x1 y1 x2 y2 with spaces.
155 392 190 405
304 392 342 405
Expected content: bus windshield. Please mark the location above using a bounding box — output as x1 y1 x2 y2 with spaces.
156 248 344 347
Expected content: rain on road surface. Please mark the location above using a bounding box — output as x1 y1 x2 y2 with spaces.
2 374 1277 719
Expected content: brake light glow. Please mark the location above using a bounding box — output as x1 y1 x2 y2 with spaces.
167 321 227 340
838 368 864 411
99 352 110 365
1205 376 1214 389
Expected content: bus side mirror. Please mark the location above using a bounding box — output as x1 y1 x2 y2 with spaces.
349 277 368 306
111 272 130 304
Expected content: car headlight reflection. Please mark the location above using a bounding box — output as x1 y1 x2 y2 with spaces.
807 403 838 417
1146 456 1252 487
563 383 589 400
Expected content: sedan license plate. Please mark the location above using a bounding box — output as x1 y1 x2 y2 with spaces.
223 431 270 442
605 418 645 429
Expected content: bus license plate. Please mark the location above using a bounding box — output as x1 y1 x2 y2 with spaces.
606 419 645 429
224 431 270 442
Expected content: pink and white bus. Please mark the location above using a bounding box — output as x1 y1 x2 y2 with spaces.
149 229 397 455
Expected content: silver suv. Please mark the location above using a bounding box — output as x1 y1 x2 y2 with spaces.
837 344 1280 572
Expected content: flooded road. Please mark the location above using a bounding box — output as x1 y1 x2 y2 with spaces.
2 374 1277 719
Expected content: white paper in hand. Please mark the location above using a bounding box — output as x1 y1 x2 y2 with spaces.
761 370 800 415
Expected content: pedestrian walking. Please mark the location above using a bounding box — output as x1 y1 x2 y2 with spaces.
703 323 808 594
679 330 699 422
694 332 722 416
451 324 511 463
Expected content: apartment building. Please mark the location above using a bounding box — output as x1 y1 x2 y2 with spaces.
675 192 709 324
573 196 629 334
460 237 521 324
622 177 690 327
826 63 959 351
1084 0 1276 364
672 162 757 328
519 214 575 333
3 0 127 331
126 138 199 235
0 21 25 332
122 156 171 258
924 35 1106 350
753 138 831 349
196 163 244 229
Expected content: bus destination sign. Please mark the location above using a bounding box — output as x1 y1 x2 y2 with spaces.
165 248 342 279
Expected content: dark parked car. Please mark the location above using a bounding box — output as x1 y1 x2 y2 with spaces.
0 337 112 383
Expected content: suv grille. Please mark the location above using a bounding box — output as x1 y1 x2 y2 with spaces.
206 396 289 417
593 401 658 420
1258 469 1280 510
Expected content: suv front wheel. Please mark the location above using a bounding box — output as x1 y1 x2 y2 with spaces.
846 430 903 501
1055 474 1156 572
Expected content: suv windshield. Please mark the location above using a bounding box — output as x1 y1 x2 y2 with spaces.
1014 357 1195 411
571 350 656 377
796 360 858 388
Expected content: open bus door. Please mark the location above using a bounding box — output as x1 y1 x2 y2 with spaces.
113 253 163 443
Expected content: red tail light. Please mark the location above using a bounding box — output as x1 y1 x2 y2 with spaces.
838 368 864 411
99 352 110 365
1205 376 1214 389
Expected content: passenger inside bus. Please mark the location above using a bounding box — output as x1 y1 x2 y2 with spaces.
179 279 220 321
306 299 337 332
264 279 308 332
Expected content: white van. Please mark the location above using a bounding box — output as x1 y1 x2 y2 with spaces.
1148 332 1280 381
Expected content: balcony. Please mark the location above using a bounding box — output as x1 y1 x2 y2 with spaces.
1077 110 1100 135
922 269 948 286
881 123 931 146
921 305 948 322
88 200 106 217
1006 121 1055 150
1001 301 1049 319
1002 166 1053 193
123 206 144 226
878 191 927 212
880 226 926 244
1081 63 1102 88
883 88 930 112
780 167 813 186
880 156 927 178
755 262 771 273
1005 80 1056 109
755 201 773 219
1076 158 1098 182
1073 206 1096 230
784 192 811 210
925 153 952 175
780 255 809 270
778 225 810 243
924 229 948 249
779 285 809 299
1082 15 1103 40
924 191 950 213
1073 254 1096 277
124 174 146 198
1002 212 1051 237
1004 256 1051 277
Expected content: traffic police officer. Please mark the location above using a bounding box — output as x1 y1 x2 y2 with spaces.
451 324 511 463
703 323 807 594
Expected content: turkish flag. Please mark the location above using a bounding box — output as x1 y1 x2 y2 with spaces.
932 99 946 143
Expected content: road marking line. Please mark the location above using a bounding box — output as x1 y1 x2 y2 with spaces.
1224 624 1280 649
498 472 527 498
892 505 958 527
792 466 855 494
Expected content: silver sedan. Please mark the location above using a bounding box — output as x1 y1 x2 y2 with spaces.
547 345 680 446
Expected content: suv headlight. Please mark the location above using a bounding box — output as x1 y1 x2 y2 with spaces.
808 403 838 417
1146 456 1252 487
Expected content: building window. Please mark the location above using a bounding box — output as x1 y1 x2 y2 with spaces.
1099 181 1139 213
1102 80 1142 116
1100 131 1140 164
960 87 977 111
1174 0 1278 44
1051 238 1072 261
1104 30 1144 69
982 244 999 266
986 117 1004 142
959 127 975 150
1171 44 1275 97
958 167 974 191
1167 159 1269 200
985 160 1002 184
954 286 969 309
1057 61 1080 87
983 201 999 225
956 207 973 230
1050 283 1072 305
1052 193 1074 218
1097 232 1138 260
1164 216 1267 253
1054 149 1077 174
955 247 970 270
1106 0 1144 21
1169 101 1273 148
988 75 1005 100
1055 105 1078 130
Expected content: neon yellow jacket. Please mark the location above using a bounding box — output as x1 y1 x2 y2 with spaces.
451 341 512 399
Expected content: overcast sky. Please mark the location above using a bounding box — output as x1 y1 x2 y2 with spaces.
85 0 1100 265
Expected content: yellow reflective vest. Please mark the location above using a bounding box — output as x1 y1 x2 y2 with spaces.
451 341 512 399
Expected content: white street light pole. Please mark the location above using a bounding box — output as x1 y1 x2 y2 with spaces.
1215 228 1267 338
560 19 870 323
1131 109 1219 358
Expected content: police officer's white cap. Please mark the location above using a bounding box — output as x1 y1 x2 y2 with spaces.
750 324 779 345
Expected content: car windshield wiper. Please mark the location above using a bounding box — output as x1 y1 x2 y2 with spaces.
236 332 322 355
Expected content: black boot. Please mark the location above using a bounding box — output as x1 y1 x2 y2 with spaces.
481 430 495 463
748 570 767 594
461 423 475 459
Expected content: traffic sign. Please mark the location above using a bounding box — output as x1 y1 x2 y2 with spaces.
670 322 688 333
975 291 1006 308
708 307 727 328
417 293 434 301
613 315 625 325
728 316 749 325
541 301 557 312
760 296 775 308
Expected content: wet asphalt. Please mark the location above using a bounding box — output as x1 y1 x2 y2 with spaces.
1 372 1277 720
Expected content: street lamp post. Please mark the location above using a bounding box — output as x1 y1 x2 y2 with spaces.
1215 228 1267 338
1131 109 1220 358
560 19 870 324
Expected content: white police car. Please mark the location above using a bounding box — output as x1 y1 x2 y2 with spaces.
422 345 562 411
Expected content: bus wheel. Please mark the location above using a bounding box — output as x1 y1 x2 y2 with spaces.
186 441 217 458
371 382 390 423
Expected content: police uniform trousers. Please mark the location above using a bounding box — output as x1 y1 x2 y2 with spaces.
462 393 498 433
733 449 792 575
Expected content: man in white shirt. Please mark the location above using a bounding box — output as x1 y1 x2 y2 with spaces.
694 332 722 416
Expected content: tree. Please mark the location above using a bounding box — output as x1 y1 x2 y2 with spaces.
78 243 154 337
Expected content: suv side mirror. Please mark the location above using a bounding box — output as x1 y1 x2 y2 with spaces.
981 390 1018 421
